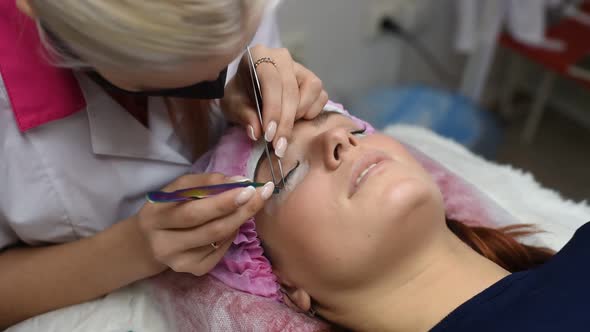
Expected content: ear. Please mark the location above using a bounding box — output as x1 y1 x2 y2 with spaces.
274 269 312 312
280 285 312 312
16 0 35 18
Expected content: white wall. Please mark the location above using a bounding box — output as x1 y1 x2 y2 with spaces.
396 0 465 90
276 0 404 106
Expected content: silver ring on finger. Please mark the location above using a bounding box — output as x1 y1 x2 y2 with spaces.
211 242 220 250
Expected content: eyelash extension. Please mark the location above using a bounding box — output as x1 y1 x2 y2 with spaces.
280 160 301 186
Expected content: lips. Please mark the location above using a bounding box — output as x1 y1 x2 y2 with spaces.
349 150 391 197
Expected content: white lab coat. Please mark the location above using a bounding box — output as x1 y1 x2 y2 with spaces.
0 9 281 251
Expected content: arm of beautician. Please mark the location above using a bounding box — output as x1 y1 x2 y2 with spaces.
0 217 162 329
0 173 269 329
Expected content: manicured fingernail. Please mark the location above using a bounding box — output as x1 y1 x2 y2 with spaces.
247 125 257 141
261 182 275 200
265 121 277 142
275 137 288 158
235 186 256 205
228 176 251 183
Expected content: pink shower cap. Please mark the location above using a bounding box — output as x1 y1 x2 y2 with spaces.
190 101 374 300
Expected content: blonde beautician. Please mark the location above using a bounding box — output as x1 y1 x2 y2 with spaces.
0 0 328 328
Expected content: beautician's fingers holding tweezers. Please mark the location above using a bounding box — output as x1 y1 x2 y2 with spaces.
252 47 299 158
251 45 328 158
135 173 274 276
161 183 273 276
221 45 326 158
148 184 271 260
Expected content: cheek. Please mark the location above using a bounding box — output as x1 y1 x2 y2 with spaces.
363 134 440 209
368 134 417 163
267 179 361 286
360 160 444 233
380 177 442 224
272 181 404 290
370 175 446 251
349 164 446 274
276 180 339 255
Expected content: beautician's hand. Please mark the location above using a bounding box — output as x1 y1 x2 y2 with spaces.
134 173 274 276
222 45 328 158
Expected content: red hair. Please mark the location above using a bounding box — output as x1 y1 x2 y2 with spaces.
446 219 555 272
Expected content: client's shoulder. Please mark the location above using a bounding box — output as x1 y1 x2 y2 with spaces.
567 221 590 249
543 221 590 270
574 221 590 236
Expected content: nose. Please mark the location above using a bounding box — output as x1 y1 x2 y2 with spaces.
321 127 359 170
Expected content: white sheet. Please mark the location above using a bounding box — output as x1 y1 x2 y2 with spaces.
7 282 170 332
9 125 589 332
387 124 590 250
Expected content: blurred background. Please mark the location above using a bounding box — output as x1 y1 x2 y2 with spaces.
275 0 590 202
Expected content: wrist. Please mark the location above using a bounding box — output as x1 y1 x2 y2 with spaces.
126 216 168 277
99 217 167 281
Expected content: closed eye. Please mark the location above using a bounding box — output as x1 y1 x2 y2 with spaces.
351 126 367 137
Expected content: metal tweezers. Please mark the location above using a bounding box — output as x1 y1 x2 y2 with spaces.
146 48 286 203
245 46 286 190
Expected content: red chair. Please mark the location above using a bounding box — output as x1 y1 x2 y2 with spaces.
499 1 590 143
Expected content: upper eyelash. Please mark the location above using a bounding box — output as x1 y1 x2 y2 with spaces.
351 126 367 135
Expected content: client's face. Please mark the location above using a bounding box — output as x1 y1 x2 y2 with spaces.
254 113 445 307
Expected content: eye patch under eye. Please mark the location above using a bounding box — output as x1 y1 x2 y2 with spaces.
283 161 301 185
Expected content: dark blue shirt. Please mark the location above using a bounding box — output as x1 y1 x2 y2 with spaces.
431 222 590 332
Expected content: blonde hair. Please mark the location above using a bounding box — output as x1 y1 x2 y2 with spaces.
30 0 267 70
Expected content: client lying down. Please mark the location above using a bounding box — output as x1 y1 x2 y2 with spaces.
195 104 590 331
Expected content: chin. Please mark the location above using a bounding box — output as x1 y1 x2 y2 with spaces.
377 177 437 219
